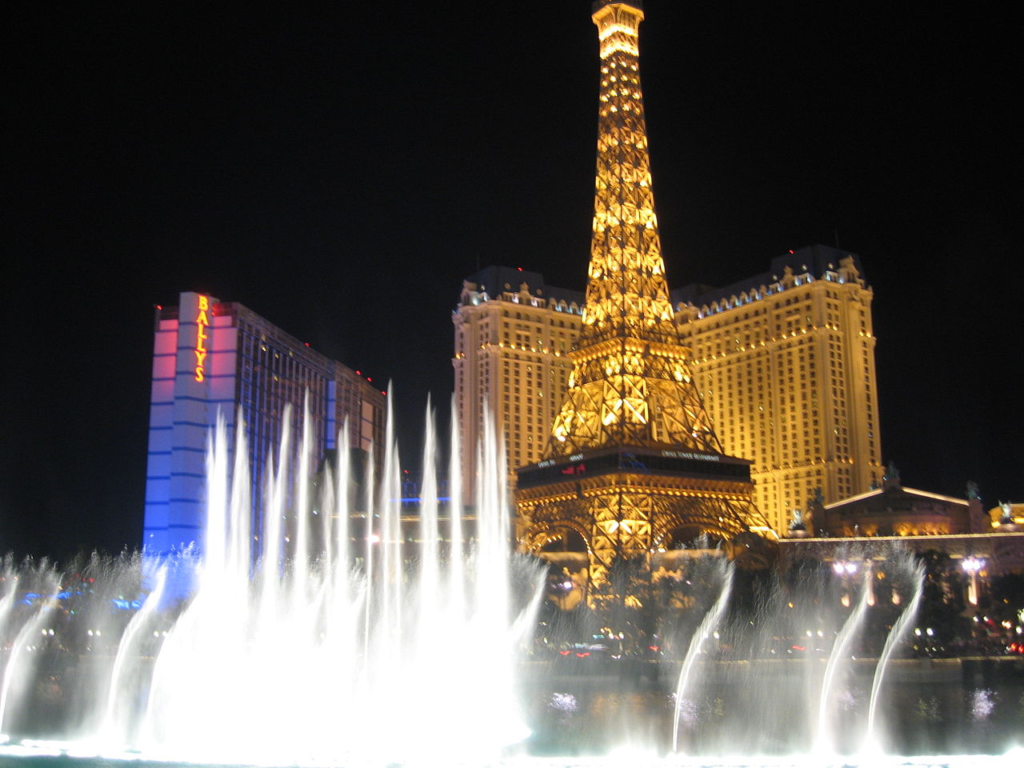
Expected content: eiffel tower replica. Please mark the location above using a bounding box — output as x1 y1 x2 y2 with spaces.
516 0 775 608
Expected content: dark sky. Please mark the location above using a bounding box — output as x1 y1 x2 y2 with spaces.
3 2 1020 560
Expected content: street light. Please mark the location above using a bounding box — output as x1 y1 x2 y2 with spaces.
961 556 985 606
832 560 862 607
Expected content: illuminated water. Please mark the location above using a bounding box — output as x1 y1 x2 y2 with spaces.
1 408 541 765
1 408 1021 766
672 559 733 754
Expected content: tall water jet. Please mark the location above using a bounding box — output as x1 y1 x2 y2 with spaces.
865 554 926 752
0 560 60 737
133 405 538 766
815 560 872 754
672 556 734 754
100 564 167 747
0 402 542 765
1 412 1018 764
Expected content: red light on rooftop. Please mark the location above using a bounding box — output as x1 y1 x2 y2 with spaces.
788 249 794 254
355 370 361 376
156 304 163 310
366 377 372 382
304 342 310 347
517 267 523 272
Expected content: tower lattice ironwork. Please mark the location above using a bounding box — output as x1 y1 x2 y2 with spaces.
549 0 717 456
517 1 775 607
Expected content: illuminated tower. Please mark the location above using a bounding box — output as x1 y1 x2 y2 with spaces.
516 1 773 606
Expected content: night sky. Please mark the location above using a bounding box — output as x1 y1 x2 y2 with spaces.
4 2 1020 560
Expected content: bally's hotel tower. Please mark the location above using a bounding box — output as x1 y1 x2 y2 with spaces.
143 291 386 558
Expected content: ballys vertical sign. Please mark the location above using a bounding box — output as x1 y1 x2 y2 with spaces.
194 295 210 382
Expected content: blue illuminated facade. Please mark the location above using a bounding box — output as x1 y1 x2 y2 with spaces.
142 291 386 559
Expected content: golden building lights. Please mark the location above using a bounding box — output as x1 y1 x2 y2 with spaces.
514 2 770 607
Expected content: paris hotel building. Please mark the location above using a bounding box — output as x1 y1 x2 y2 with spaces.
452 267 584 502
452 245 883 534
143 291 386 557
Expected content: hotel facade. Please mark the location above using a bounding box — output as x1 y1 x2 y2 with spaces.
452 267 584 500
675 244 882 534
453 245 882 535
143 291 386 558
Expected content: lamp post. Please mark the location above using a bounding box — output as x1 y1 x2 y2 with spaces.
961 556 985 606
832 560 858 608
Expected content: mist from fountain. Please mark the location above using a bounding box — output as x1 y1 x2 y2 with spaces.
814 564 872 755
651 544 987 761
0 404 541 766
672 557 733 754
0 408 1020 766
100 563 167 746
0 560 60 735
864 555 926 753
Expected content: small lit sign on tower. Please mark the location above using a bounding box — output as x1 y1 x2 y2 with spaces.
194 295 210 382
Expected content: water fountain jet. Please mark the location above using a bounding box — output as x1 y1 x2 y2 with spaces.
0 412 1019 765
1 405 541 766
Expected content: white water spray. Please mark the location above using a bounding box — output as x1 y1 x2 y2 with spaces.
0 404 540 765
672 559 734 754
815 563 872 754
864 558 926 752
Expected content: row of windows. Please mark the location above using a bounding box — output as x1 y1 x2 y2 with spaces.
457 276 878 522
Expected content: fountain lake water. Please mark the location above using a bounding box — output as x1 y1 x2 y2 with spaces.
0 407 1020 766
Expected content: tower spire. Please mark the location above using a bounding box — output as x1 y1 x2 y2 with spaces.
548 1 719 456
516 3 774 608
587 0 674 346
